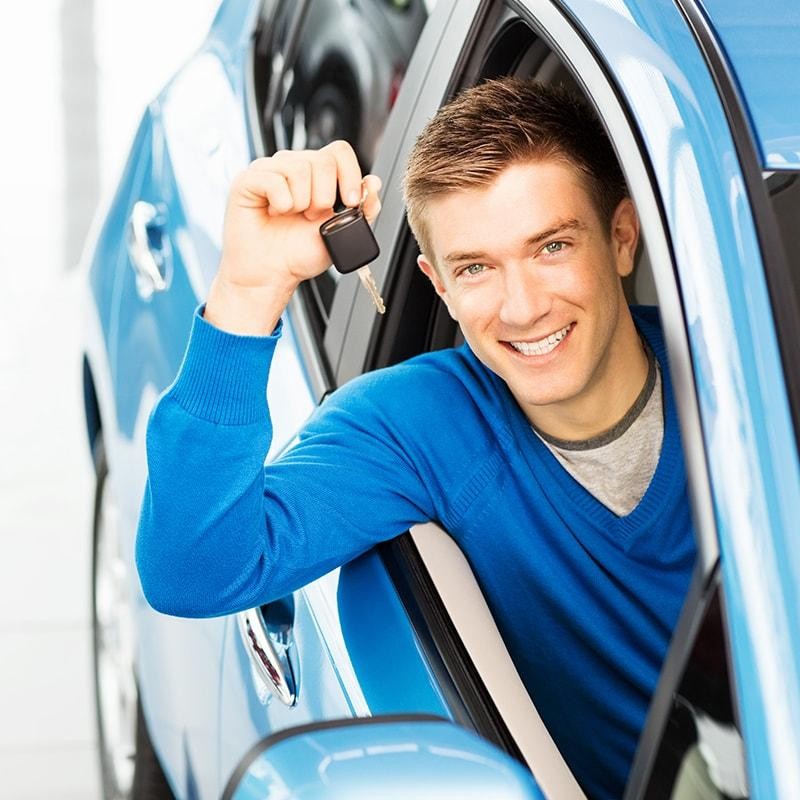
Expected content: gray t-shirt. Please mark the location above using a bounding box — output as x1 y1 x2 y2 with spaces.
533 344 663 517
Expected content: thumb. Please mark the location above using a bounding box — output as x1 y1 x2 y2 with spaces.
362 174 382 224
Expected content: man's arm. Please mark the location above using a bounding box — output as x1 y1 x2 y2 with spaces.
135 307 435 617
135 141 431 617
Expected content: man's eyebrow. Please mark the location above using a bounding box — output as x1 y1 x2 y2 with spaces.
442 218 587 269
524 218 586 248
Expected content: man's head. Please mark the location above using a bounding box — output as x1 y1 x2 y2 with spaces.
403 78 629 262
403 78 645 439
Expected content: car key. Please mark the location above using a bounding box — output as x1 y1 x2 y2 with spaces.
319 193 385 314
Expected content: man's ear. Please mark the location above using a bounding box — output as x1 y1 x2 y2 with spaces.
417 254 457 320
611 198 640 278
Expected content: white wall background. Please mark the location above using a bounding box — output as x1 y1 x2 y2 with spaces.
0 2 220 797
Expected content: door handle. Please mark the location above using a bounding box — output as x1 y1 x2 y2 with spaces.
237 596 299 706
127 200 170 298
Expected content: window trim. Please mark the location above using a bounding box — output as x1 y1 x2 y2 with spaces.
403 523 587 798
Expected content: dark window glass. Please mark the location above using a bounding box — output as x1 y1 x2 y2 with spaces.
644 585 749 799
254 0 428 331
765 171 800 315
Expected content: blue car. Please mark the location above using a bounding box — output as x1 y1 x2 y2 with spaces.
81 0 800 797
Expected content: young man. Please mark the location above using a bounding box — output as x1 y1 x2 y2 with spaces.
137 78 696 798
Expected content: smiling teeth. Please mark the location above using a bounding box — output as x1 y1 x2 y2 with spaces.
509 324 572 356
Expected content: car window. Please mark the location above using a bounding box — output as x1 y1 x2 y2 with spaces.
643 577 750 799
765 172 800 310
765 171 800 437
250 0 429 361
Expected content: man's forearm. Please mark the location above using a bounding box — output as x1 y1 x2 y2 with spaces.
136 307 281 616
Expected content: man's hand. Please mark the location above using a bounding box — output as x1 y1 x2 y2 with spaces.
205 141 382 335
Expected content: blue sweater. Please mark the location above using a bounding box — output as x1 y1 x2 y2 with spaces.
137 304 696 799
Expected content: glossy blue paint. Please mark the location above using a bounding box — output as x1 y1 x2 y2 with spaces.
228 719 545 800
88 113 153 352
699 0 800 168
217 551 452 792
217 592 356 794
205 0 260 116
207 0 261 59
111 106 198 436
337 551 451 716
97 5 259 796
561 0 800 794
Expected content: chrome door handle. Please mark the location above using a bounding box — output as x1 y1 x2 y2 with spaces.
237 597 299 706
127 200 170 298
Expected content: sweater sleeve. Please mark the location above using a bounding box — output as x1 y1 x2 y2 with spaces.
135 306 435 618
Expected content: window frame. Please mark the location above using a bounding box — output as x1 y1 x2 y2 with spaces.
674 0 800 445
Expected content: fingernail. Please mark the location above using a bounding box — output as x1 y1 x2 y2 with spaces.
347 190 361 206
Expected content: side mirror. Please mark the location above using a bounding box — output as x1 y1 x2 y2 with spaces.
223 716 545 800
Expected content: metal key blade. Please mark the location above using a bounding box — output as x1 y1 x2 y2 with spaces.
357 266 386 314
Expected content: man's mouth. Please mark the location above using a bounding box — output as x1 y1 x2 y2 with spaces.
506 323 573 356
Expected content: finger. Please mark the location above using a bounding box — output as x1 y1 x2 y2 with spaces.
254 152 313 214
321 140 363 207
304 152 338 221
362 173 383 224
236 166 293 216
276 156 313 214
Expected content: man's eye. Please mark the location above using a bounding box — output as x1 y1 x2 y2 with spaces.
543 241 565 255
463 263 486 276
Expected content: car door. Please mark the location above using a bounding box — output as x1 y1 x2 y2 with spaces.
219 0 684 795
221 4 618 798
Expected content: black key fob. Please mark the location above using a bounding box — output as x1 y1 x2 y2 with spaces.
319 207 380 274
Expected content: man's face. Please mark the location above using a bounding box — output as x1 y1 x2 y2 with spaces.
417 159 641 435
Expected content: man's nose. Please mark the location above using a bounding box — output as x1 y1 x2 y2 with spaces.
497 264 551 328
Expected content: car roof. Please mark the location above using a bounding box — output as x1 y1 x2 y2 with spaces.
701 0 800 169
557 0 799 170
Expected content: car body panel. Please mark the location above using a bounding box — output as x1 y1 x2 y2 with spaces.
206 0 262 73
699 0 800 168
218 553 453 795
83 6 258 797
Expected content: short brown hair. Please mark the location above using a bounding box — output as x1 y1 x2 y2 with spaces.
403 77 629 259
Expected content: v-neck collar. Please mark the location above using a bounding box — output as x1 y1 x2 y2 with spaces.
489 307 686 551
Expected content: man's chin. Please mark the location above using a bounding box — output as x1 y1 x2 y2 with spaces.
516 389 575 413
